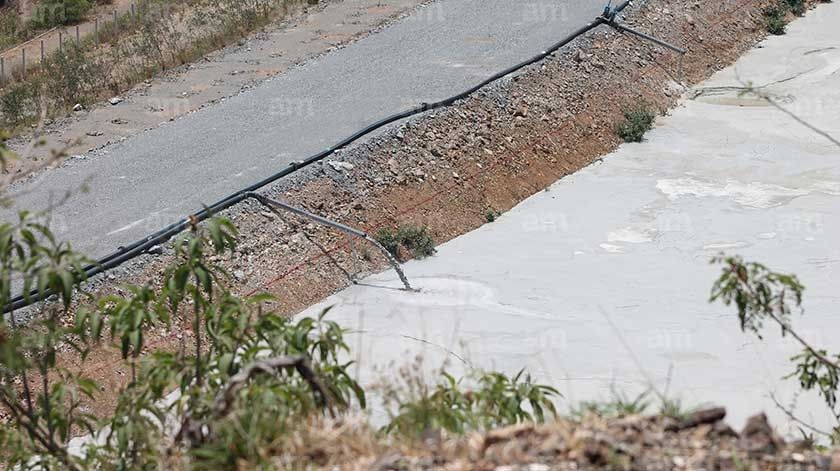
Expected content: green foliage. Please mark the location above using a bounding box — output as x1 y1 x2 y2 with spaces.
0 212 94 470
41 42 105 108
712 255 840 442
784 0 807 15
0 11 22 50
484 209 499 223
381 368 559 439
710 255 804 338
659 397 697 421
765 5 787 35
29 0 92 29
571 388 651 419
789 349 840 418
0 83 40 128
375 224 436 260
0 213 366 469
616 104 655 143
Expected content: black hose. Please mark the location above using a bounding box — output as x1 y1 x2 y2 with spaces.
4 1 632 312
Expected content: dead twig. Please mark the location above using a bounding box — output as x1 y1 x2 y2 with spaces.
769 392 832 438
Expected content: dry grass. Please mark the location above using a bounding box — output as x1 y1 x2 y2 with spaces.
0 0 309 131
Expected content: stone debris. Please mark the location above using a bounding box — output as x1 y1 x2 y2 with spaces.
287 410 836 470
328 160 355 172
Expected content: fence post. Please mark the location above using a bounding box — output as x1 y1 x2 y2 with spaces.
131 3 136 27
75 25 80 43
95 17 99 45
21 48 25 74
1 57 5 85
59 31 62 51
40 40 45 63
113 10 118 29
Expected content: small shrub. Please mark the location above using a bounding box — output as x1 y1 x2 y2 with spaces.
571 388 651 419
765 6 787 35
397 225 436 258
784 0 807 15
381 368 560 438
616 104 655 142
0 11 22 50
659 397 697 421
374 228 400 257
0 83 40 127
29 0 92 29
375 224 436 260
41 43 104 107
485 209 498 223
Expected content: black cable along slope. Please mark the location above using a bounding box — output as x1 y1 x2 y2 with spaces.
5 1 633 312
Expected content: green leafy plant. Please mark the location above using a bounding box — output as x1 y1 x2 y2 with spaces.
0 211 366 469
765 5 788 35
571 387 651 419
0 82 40 128
42 42 105 108
0 211 95 471
784 0 807 15
711 255 840 443
616 104 655 143
29 0 92 29
381 368 560 439
375 224 436 261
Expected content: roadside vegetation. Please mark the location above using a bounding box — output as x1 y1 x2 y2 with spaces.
0 131 554 467
375 224 436 261
764 0 831 35
0 0 838 462
0 0 102 50
615 103 655 143
711 255 840 444
0 0 312 131
0 126 836 467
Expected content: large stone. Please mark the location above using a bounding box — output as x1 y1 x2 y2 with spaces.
739 413 783 457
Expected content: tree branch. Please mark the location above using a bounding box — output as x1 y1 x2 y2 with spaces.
212 355 333 419
769 392 832 438
175 354 334 446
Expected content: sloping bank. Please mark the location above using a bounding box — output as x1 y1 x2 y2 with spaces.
61 0 825 429
291 0 840 440
216 0 789 314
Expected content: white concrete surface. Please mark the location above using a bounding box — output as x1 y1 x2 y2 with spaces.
298 3 840 433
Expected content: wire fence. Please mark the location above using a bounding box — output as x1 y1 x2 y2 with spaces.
0 1 171 85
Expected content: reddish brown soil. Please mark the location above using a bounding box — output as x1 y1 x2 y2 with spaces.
13 0 797 424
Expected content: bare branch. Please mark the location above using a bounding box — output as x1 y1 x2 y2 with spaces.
213 354 333 419
769 392 832 438
176 354 334 446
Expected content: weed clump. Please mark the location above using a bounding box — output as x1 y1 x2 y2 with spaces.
378 365 559 439
765 0 811 35
783 0 807 15
765 5 787 35
41 43 105 108
29 0 92 29
376 224 436 260
0 83 39 128
616 104 655 143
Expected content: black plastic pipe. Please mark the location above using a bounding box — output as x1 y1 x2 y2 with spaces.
4 1 633 312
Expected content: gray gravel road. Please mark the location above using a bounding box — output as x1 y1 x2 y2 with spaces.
3 0 603 258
